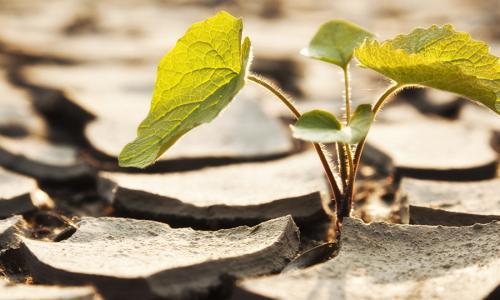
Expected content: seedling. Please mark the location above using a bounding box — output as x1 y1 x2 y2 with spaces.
119 11 500 225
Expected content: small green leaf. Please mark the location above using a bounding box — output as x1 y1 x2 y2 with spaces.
119 11 252 168
347 104 374 143
355 24 500 114
301 20 373 68
291 110 342 143
291 105 373 144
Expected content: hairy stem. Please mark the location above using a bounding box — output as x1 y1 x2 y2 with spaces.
372 84 405 115
342 65 354 174
337 67 355 218
343 83 404 219
343 66 351 123
342 67 354 179
248 74 343 203
336 143 348 191
340 144 354 217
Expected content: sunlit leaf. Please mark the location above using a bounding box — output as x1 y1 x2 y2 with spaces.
291 109 341 143
119 11 252 168
347 104 374 143
301 20 373 68
291 105 373 144
355 24 500 114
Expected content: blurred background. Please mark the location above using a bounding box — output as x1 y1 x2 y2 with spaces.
0 0 499 222
1 0 499 100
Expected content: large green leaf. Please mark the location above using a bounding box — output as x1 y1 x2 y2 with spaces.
119 11 252 168
355 24 500 114
301 20 373 69
291 105 374 144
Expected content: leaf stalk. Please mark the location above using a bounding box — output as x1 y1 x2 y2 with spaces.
337 67 355 218
342 83 403 219
343 66 351 123
248 74 343 206
341 67 355 182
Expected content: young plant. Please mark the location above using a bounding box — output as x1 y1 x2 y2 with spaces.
119 11 500 225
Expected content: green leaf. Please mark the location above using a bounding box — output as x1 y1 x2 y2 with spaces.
347 104 374 143
355 24 500 114
119 11 252 168
291 105 373 144
291 109 342 143
301 20 373 68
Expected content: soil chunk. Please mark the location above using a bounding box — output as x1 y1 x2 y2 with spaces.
236 218 500 300
0 72 45 136
0 70 90 182
366 118 497 180
0 136 90 182
99 152 328 228
20 216 299 300
0 281 100 300
0 168 38 218
0 215 23 251
398 178 500 226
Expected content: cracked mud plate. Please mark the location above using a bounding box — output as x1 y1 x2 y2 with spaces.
236 218 500 300
19 216 299 300
399 178 500 226
99 152 329 228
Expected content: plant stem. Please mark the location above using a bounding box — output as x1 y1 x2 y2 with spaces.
336 143 348 191
341 67 354 178
337 67 355 217
248 74 343 203
372 83 404 115
340 144 354 216
342 83 403 219
343 66 351 123
342 65 354 173
345 143 354 190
